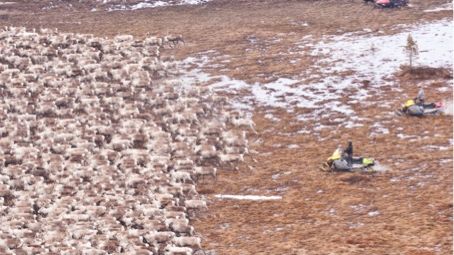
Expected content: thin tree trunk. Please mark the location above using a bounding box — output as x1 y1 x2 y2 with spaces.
409 51 412 71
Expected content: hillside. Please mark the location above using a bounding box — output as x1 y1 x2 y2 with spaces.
0 0 452 254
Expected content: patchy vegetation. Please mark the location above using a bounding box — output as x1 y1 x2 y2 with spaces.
0 0 452 254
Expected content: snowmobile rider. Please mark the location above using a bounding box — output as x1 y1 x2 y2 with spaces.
327 141 358 171
343 141 353 167
402 88 437 116
414 88 436 109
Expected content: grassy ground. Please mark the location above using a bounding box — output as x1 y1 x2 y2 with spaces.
1 0 452 254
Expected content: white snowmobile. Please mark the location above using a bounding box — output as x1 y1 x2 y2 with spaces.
396 100 444 116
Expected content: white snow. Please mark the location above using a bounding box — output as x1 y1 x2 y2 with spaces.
328 208 336 215
422 145 451 151
264 113 280 122
350 204 368 213
178 19 452 131
271 173 282 180
372 162 390 172
290 20 309 27
396 133 419 140
348 222 365 229
106 0 211 11
179 55 360 126
214 194 282 201
308 19 453 84
442 100 453 115
368 210 380 217
439 158 453 165
131 2 166 10
370 122 390 136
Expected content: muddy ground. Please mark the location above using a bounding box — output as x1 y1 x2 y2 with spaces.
1 0 452 254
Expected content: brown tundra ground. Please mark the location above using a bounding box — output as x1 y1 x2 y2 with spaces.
1 0 452 254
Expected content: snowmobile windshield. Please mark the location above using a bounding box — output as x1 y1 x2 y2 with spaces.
404 99 415 108
328 149 341 161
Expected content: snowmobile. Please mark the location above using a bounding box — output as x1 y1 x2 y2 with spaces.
364 0 408 8
321 148 375 172
396 100 444 116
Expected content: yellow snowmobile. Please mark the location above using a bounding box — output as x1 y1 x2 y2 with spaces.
321 148 375 172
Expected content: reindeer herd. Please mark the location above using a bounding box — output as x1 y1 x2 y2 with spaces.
0 27 252 254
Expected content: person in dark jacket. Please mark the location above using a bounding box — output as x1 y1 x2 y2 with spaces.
343 141 353 167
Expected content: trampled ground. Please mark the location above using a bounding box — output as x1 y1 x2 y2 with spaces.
1 0 452 254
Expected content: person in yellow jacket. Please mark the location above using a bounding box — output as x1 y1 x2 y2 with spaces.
326 141 354 171
402 99 423 116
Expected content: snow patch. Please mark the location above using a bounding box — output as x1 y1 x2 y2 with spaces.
397 133 419 140
290 20 309 27
442 100 453 115
179 55 363 128
308 19 453 85
422 145 451 151
369 122 390 137
264 113 280 122
348 222 365 229
214 194 282 201
328 208 336 216
439 158 453 165
372 162 389 172
368 210 380 217
350 204 368 213
105 0 211 11
178 19 452 133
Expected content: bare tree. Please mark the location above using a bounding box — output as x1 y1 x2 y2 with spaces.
405 34 418 70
